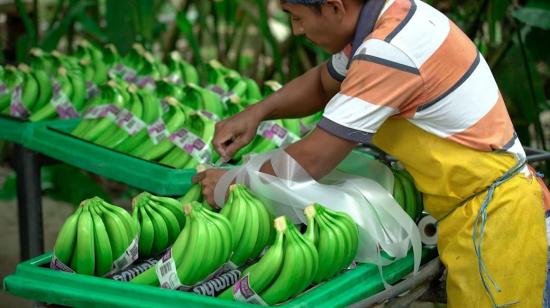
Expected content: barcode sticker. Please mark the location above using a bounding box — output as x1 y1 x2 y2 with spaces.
256 121 297 147
169 128 212 163
147 118 170 144
108 64 137 83
84 104 120 120
156 248 191 290
116 109 146 135
233 275 268 306
9 86 29 118
112 237 139 273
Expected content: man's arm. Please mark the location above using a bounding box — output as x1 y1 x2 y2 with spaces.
261 127 357 180
196 127 357 205
213 63 340 161
254 62 341 120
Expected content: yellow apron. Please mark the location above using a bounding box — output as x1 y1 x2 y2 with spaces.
372 118 548 307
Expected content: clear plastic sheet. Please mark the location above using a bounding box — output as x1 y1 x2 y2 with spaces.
214 149 421 279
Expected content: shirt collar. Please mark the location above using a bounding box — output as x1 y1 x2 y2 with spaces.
349 0 388 58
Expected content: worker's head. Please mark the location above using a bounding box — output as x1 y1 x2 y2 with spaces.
280 0 362 53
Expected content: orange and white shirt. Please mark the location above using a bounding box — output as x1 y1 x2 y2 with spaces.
319 0 526 163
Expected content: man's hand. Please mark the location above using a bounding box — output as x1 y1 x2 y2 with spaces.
213 105 263 162
192 168 228 207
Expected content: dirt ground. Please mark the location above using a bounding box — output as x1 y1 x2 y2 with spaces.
0 197 74 308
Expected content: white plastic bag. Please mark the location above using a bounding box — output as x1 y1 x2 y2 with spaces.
214 149 421 278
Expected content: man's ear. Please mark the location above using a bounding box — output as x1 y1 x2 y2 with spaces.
323 0 346 20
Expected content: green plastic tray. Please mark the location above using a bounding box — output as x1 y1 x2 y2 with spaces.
0 115 36 144
25 120 195 196
3 248 437 307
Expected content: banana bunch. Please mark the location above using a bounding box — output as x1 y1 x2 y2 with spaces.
52 197 139 276
183 83 225 118
71 80 128 141
159 111 217 168
156 79 186 102
391 168 423 221
0 66 23 113
219 184 273 266
131 192 186 258
74 40 109 85
129 97 188 161
165 51 199 86
92 84 144 147
113 90 164 153
231 120 288 163
131 201 233 287
219 216 318 305
304 203 358 283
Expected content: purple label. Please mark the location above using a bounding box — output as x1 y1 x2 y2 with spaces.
208 85 226 96
235 276 254 298
56 105 79 119
271 124 287 138
50 255 75 273
0 84 8 95
86 81 100 99
137 76 156 88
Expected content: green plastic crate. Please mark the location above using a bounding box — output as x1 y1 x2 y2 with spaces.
3 248 437 307
25 120 195 196
0 115 36 144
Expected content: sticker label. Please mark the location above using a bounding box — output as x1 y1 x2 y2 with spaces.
233 275 268 305
156 248 192 291
51 81 79 119
192 269 241 297
86 81 100 99
257 121 299 147
136 76 156 90
109 258 157 281
116 109 146 136
0 83 8 96
169 128 212 163
50 254 76 273
112 237 139 273
84 104 121 120
167 74 183 85
198 110 220 122
147 118 170 145
9 86 29 118
206 85 230 109
109 64 138 83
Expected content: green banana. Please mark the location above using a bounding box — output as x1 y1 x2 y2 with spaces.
130 98 187 160
137 205 155 257
260 217 311 305
218 222 284 300
113 90 162 153
143 203 169 256
179 183 203 205
71 205 95 275
90 205 114 276
394 170 417 220
53 207 83 266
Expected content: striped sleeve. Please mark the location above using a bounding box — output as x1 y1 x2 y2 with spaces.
327 44 352 82
318 39 424 143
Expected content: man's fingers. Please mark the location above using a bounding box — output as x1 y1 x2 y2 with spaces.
191 171 205 184
223 136 250 160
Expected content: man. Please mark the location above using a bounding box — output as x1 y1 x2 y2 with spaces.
193 0 550 306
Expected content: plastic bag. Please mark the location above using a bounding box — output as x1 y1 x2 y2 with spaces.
214 149 421 278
